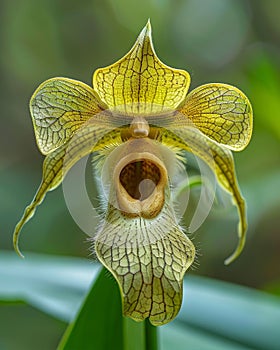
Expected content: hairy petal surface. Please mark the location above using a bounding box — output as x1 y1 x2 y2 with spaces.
93 21 190 114
178 83 253 151
95 199 195 326
159 126 246 264
30 77 106 155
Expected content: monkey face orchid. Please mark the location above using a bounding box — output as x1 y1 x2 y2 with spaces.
13 21 253 326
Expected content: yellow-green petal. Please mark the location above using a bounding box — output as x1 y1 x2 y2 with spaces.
159 126 246 264
30 77 107 155
13 118 121 257
95 200 195 326
178 83 253 151
93 21 190 114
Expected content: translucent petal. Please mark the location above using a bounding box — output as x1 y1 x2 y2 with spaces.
13 117 121 257
95 198 195 326
178 83 253 151
93 21 190 114
30 77 106 155
159 126 246 264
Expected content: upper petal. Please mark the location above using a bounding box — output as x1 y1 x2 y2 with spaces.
93 21 190 114
30 77 107 155
178 83 253 151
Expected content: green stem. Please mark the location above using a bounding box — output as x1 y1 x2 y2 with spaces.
123 317 145 350
145 319 159 350
123 317 159 350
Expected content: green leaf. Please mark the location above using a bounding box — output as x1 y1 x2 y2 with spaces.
58 268 124 350
0 250 100 322
1 252 280 350
160 322 249 350
177 276 280 350
58 267 158 350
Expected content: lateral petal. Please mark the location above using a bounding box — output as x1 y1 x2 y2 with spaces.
13 116 121 257
178 83 253 151
159 126 247 264
30 77 106 155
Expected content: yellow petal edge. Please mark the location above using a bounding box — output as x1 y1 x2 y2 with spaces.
93 20 191 114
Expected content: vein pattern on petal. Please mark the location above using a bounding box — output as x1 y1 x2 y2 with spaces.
178 83 253 151
95 199 195 326
30 78 106 155
93 21 190 114
159 126 246 264
13 116 121 257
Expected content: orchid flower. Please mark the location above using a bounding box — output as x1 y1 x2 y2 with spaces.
13 21 253 326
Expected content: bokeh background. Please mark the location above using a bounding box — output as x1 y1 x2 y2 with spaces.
1 0 280 348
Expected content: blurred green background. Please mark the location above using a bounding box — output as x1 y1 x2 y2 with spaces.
1 0 280 348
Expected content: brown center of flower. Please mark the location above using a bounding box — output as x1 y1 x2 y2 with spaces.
111 138 168 219
119 160 161 201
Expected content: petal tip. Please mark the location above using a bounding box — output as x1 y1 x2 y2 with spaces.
138 19 152 43
13 230 25 259
224 233 246 265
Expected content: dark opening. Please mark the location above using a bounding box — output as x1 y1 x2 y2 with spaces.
119 160 161 201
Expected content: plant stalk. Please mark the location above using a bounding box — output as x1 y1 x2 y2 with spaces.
123 317 159 350
145 319 159 350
